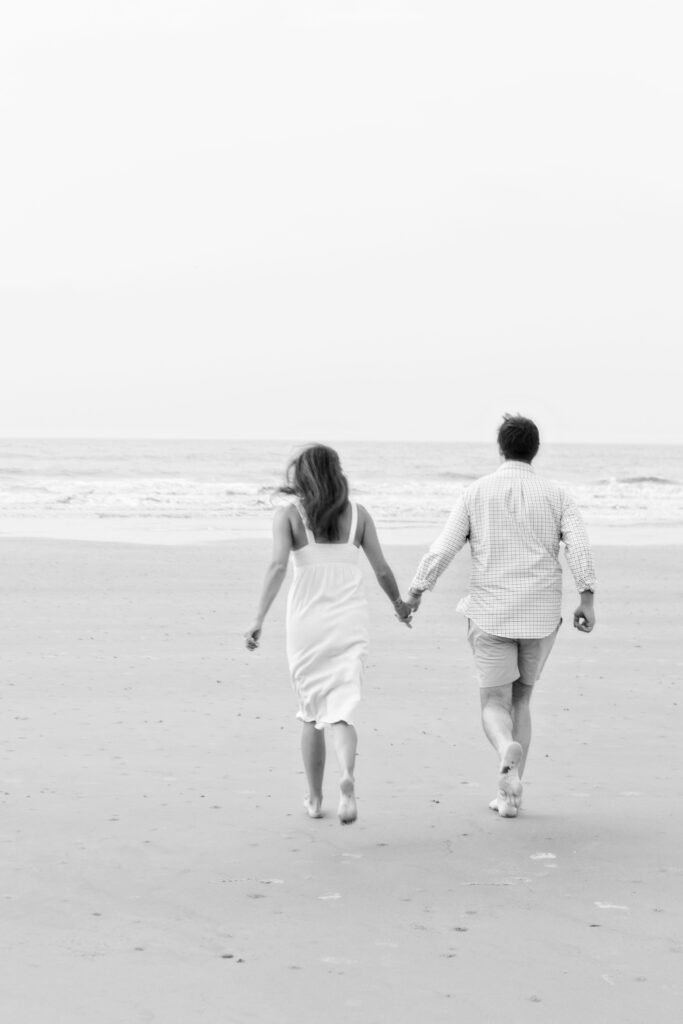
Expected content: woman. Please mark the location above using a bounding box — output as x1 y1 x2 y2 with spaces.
245 444 412 824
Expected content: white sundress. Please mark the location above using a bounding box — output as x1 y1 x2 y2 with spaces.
286 501 369 730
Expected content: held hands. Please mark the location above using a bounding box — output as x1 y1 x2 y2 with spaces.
393 589 423 628
393 598 414 628
394 588 424 627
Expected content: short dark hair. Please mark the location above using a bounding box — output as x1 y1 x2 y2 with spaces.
497 414 540 463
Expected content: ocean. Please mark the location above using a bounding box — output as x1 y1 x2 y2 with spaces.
1 438 682 544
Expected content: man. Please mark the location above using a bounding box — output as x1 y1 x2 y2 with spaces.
406 414 596 818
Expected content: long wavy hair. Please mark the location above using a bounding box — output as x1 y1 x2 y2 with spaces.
279 444 349 542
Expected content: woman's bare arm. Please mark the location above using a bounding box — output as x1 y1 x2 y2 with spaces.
359 506 412 624
245 507 293 649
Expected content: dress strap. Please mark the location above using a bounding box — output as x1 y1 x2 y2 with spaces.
295 501 316 545
347 501 358 545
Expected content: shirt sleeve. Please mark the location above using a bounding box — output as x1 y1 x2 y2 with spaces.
560 492 597 592
410 496 470 592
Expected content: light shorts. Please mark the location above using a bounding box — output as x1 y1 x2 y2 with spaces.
466 619 561 689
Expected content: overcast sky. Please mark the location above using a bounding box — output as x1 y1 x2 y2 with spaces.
2 1 681 443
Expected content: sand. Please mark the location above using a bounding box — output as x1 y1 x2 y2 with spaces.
1 537 681 1023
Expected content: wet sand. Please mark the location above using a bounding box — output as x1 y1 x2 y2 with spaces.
1 538 681 1022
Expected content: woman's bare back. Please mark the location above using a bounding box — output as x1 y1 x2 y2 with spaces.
288 501 363 550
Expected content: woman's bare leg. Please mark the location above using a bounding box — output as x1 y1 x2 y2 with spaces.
331 722 358 824
301 722 325 817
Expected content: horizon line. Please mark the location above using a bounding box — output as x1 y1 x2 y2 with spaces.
1 436 682 447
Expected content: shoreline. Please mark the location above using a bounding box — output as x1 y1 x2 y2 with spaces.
2 515 683 547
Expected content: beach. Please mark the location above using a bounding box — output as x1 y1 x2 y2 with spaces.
1 536 681 1022
5 0 682 1014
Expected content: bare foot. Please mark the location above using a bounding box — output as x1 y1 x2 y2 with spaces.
304 795 323 819
489 790 521 816
337 776 357 825
495 742 523 817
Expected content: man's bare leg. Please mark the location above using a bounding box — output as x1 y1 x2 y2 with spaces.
301 722 325 818
331 722 358 824
480 683 523 817
511 678 534 778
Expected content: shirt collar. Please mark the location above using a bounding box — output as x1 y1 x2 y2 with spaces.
495 460 536 475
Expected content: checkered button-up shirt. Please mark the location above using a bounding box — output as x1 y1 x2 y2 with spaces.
410 461 596 639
